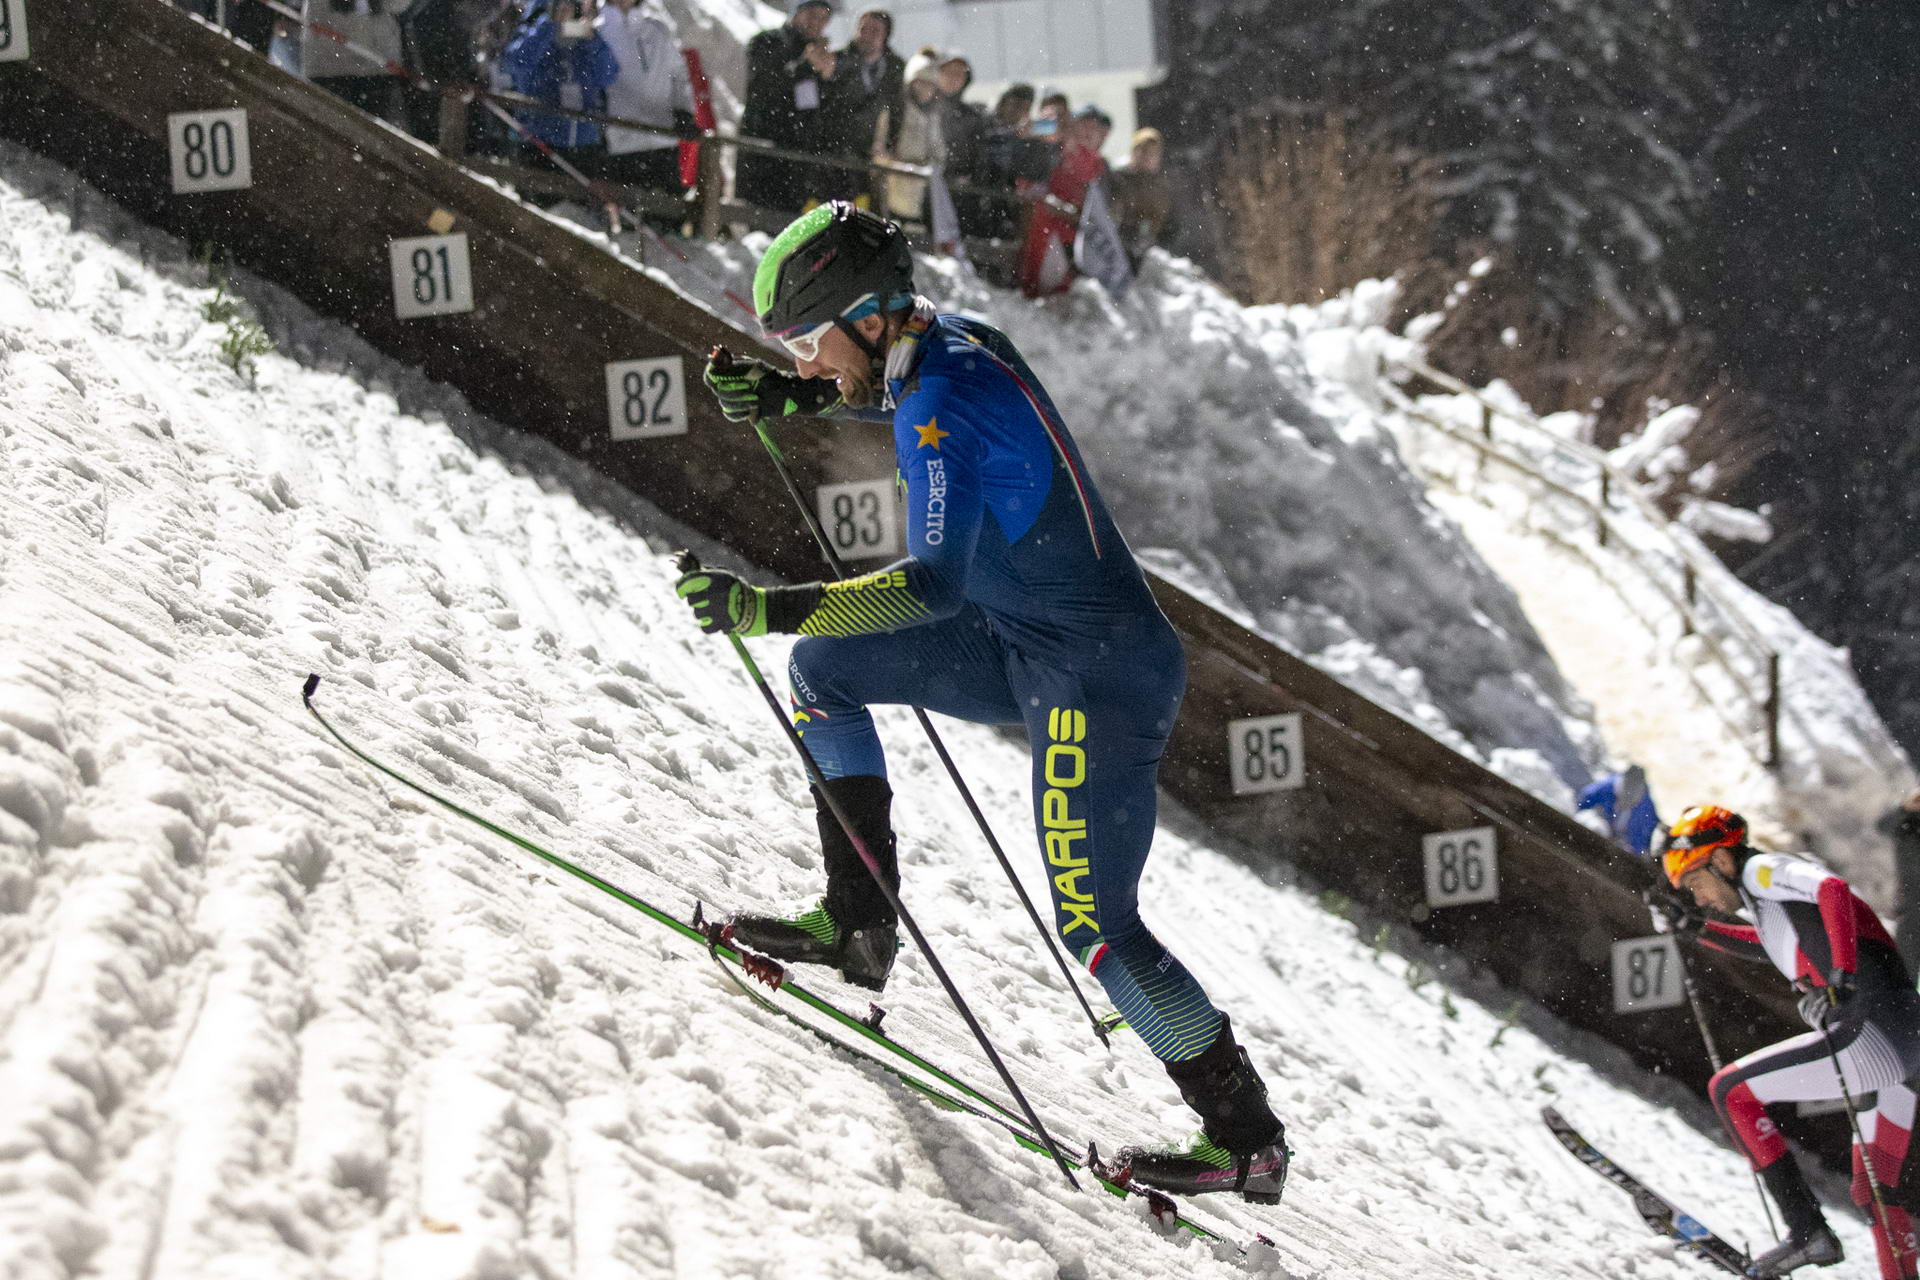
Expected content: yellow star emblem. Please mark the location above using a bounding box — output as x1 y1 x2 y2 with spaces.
913 417 950 450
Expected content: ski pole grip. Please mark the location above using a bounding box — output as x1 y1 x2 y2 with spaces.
708 345 738 374
674 550 701 575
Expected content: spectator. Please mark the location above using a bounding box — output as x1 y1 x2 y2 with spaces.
467 0 525 156
1019 103 1109 297
935 58 986 180
398 0 473 146
878 48 942 227
975 83 1043 239
594 0 694 202
1107 126 1172 268
1034 89 1070 143
502 0 618 172
301 0 409 124
210 0 279 53
826 8 904 203
738 0 839 214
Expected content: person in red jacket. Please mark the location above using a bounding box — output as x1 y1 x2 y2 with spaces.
1659 805 1920 1279
1018 105 1111 297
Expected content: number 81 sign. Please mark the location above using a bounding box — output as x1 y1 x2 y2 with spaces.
388 233 474 319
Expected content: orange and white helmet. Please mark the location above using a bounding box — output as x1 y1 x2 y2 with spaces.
1660 805 1749 886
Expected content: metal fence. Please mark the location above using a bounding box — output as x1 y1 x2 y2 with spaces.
1384 360 1782 767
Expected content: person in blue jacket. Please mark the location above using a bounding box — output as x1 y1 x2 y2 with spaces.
672 202 1289 1202
502 0 618 161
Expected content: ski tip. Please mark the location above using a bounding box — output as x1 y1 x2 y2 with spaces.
302 673 321 702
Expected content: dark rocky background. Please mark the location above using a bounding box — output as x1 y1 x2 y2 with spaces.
1140 0 1919 761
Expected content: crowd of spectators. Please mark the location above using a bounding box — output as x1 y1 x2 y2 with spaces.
174 0 1176 295
732 2 1175 296
183 1 699 210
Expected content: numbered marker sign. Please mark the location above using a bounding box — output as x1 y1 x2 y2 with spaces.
389 233 474 319
606 357 687 440
1227 713 1304 795
167 109 252 193
1610 935 1683 1013
1423 826 1498 908
816 478 902 560
0 0 27 62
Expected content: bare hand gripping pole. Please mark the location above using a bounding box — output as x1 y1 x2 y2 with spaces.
675 551 1080 1191
713 345 1113 1050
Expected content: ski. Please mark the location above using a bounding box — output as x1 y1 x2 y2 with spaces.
1543 1106 1751 1275
692 903 1237 1245
300 676 1250 1249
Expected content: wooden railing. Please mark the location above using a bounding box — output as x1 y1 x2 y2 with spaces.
1385 361 1783 767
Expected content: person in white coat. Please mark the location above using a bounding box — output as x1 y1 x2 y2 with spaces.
592 0 694 195
300 0 410 124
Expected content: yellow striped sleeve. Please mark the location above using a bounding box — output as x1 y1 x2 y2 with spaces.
796 568 934 637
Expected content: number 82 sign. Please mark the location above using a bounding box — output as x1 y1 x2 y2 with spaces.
0 0 29 61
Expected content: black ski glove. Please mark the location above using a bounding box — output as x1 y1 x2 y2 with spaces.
674 567 769 636
1643 888 1705 940
671 554 822 637
1797 970 1858 1030
702 348 842 422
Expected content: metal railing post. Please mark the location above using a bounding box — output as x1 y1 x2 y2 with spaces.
1765 652 1782 766
697 136 724 242
439 90 469 163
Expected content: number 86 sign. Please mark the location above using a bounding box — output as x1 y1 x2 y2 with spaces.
1422 826 1498 908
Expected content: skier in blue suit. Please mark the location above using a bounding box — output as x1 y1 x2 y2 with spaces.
672 202 1289 1202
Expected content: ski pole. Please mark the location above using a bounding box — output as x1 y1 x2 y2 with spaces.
712 346 1113 1048
675 550 1081 1192
1649 893 1780 1243
1821 1021 1905 1273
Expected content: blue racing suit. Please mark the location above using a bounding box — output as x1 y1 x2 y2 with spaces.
783 312 1225 1064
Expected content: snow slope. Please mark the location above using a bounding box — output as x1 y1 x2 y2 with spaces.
1373 381 1917 908
0 138 1889 1280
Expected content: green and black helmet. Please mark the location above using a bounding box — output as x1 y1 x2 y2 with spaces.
754 202 915 355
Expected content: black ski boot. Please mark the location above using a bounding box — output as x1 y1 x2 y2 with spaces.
727 775 900 991
1117 1017 1290 1204
1747 1158 1843 1277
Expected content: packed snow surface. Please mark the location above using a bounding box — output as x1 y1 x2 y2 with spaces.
0 142 1903 1279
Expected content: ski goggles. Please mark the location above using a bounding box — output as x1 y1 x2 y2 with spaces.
772 292 884 363
777 319 835 363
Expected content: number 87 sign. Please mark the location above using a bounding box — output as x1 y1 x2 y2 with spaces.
1611 935 1684 1013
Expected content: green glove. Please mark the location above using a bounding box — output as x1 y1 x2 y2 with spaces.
702 352 842 422
674 567 769 637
